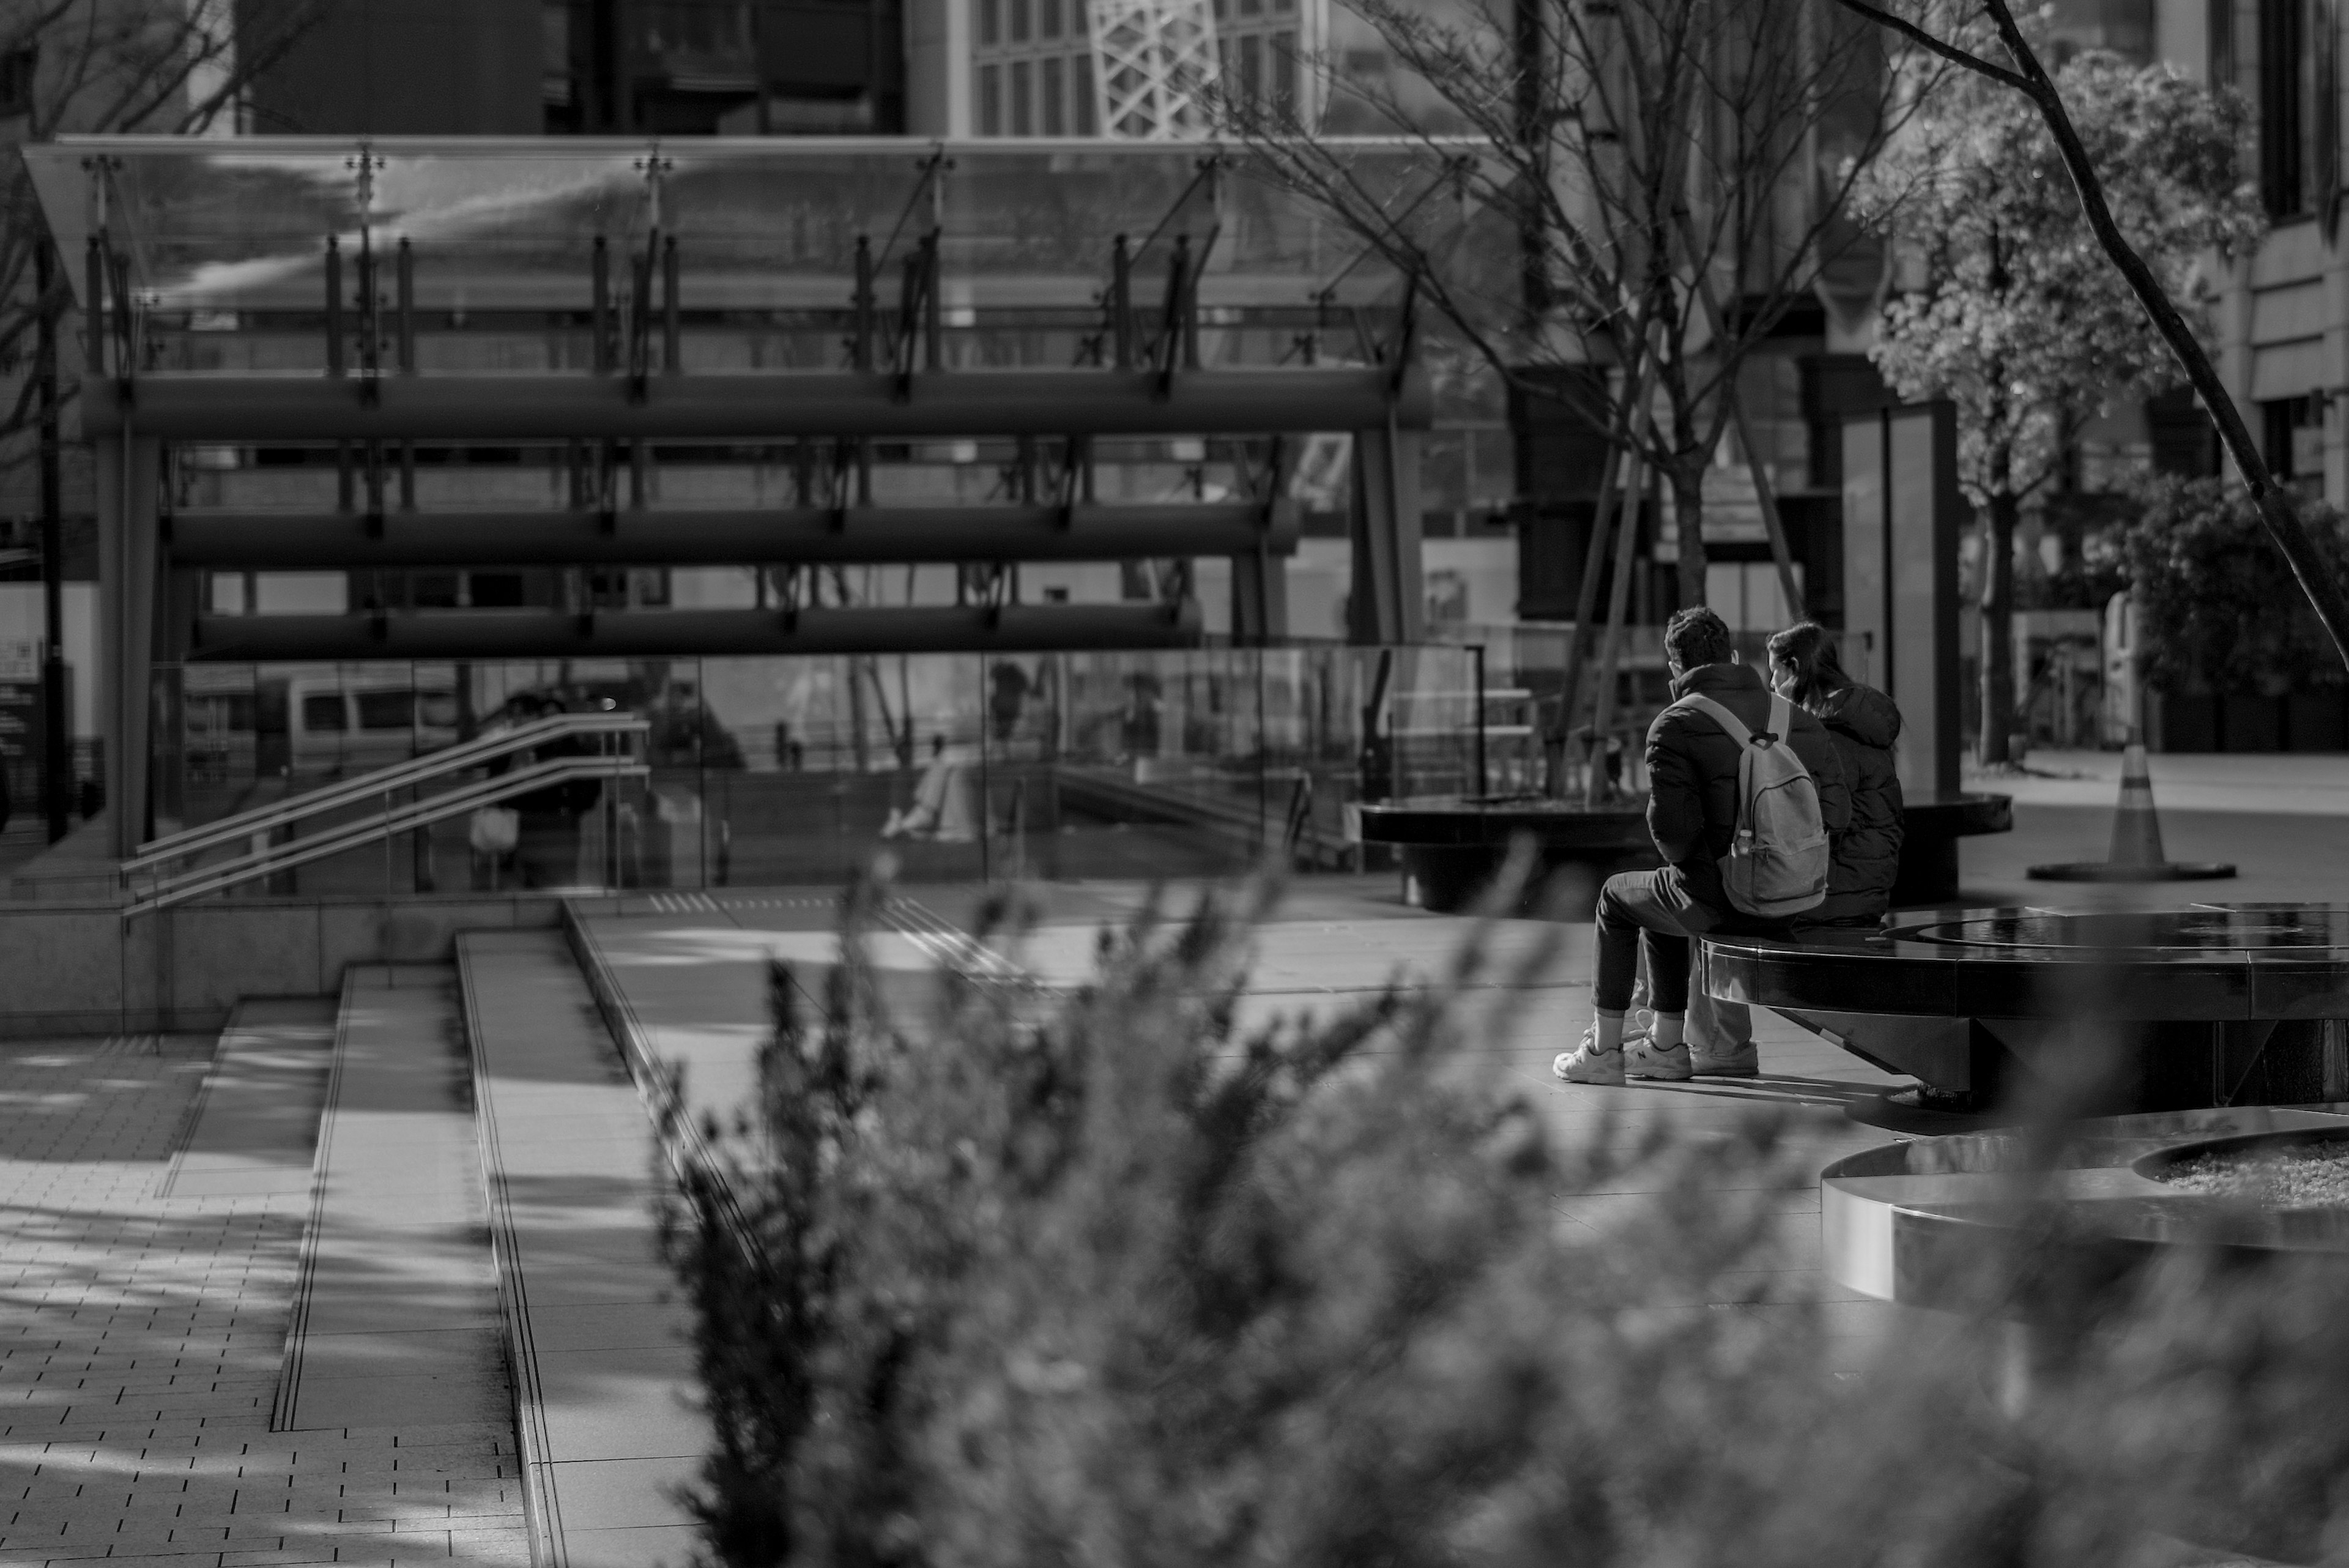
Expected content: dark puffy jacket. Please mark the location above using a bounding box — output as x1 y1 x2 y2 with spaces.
1645 660 1850 923
1808 682 1904 924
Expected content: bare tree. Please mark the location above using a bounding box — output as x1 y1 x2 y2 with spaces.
1231 0 1944 612
0 0 325 466
1827 0 2349 678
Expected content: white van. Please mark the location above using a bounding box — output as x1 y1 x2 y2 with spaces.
279 672 459 779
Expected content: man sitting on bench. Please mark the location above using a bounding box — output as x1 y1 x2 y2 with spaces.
1554 607 1850 1085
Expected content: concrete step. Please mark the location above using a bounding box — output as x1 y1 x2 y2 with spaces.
459 928 703 1568
158 995 337 1200
275 964 512 1434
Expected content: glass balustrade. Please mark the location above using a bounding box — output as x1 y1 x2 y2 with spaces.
146 644 1491 899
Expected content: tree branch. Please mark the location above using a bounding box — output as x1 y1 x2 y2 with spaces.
1825 0 2030 91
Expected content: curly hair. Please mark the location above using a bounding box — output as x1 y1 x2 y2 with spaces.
1663 607 1734 671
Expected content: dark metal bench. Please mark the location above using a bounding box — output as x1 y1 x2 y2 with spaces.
1702 905 2349 1115
1359 792 2013 914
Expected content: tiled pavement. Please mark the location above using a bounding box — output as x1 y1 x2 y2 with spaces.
0 875 1945 1565
0 1033 527 1567
579 877 1929 1374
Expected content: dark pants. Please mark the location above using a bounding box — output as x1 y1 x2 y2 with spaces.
1594 869 1792 1014
1595 871 1713 1013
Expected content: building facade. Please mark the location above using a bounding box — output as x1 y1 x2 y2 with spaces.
243 0 911 136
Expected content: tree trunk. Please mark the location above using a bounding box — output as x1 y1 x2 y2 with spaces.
1979 490 2019 766
1670 461 1707 609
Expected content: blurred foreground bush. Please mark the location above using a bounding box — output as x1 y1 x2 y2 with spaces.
662 875 2349 1567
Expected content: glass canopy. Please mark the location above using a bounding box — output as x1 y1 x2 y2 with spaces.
22 136 1483 314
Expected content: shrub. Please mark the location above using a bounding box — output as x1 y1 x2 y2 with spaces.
663 872 2349 1566
2120 476 2349 693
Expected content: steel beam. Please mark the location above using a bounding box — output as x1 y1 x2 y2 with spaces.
97 435 161 858
165 501 1301 568
83 368 1433 442
1346 415 1425 645
187 603 1204 661
1229 544 1289 645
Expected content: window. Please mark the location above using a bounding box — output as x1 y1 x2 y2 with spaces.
1042 55 1066 134
980 63 1003 134
467 572 527 608
1240 33 1263 106
301 694 348 733
1011 0 1031 42
355 691 414 731
0 46 34 121
418 692 459 729
1011 58 1033 135
1272 30 1297 114
2260 0 2310 217
2264 394 2323 493
541 3 571 110
980 0 1000 46
1074 52 1097 133
1040 0 1061 37
2211 0 2237 85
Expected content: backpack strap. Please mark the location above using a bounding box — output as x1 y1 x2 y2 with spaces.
1682 692 1790 751
1683 693 1754 748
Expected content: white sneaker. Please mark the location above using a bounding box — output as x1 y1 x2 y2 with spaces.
1553 1028 1625 1085
1625 1038 1694 1081
1689 1042 1760 1077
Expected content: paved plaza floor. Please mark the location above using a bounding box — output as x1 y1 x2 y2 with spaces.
0 756 2339 1564
585 878 1920 1379
1960 749 2349 907
0 1027 526 1567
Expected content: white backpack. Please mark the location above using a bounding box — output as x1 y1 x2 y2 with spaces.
1681 693 1830 918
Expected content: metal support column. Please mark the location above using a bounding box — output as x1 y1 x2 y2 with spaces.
96 436 161 860
34 238 69 844
1346 413 1424 645
1229 547 1288 644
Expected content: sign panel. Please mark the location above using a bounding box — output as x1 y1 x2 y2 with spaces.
1841 406 1962 798
0 639 43 820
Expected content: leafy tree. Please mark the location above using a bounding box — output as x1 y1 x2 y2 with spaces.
2120 476 2349 696
1827 0 2349 747
1856 49 2262 764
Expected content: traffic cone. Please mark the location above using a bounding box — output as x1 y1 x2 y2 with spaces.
2105 742 2167 869
2027 741 2235 883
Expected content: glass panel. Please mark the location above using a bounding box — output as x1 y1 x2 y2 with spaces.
26 136 1445 314
147 645 1490 902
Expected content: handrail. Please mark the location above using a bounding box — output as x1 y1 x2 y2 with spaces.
122 752 648 919
127 711 648 874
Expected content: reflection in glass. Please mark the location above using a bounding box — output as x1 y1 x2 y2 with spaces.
149 645 1484 899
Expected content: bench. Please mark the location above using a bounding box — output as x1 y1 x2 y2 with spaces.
1701 905 2349 1115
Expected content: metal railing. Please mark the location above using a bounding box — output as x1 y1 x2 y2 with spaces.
123 712 650 919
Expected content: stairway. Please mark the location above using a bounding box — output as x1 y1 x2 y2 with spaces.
135 937 711 1564
274 966 509 1433
459 930 706 1568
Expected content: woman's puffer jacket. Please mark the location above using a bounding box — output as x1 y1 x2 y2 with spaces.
1809 683 1904 924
